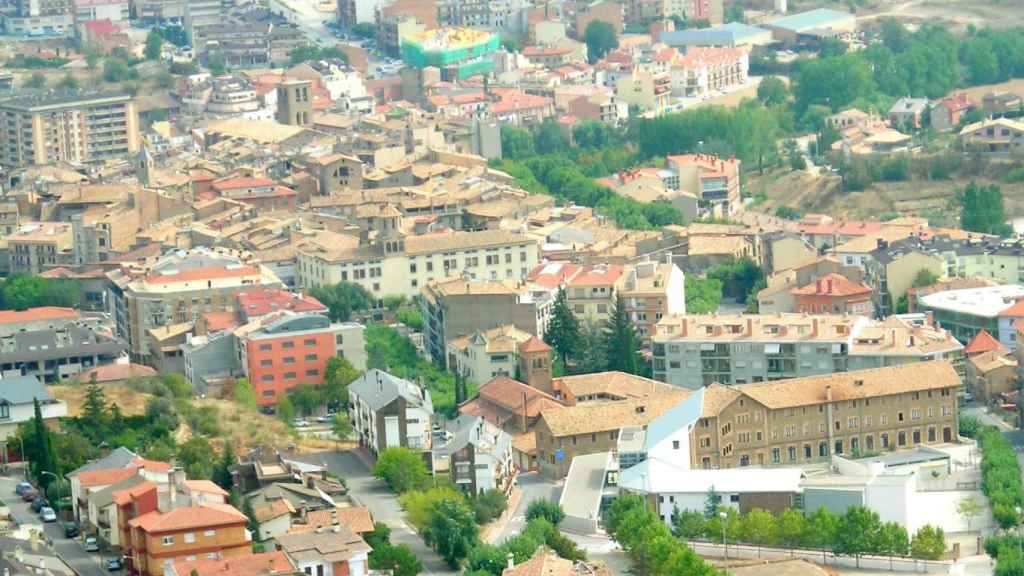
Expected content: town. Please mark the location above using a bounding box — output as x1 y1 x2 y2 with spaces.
0 0 1022 575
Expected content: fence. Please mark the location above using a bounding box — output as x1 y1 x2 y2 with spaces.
686 540 956 574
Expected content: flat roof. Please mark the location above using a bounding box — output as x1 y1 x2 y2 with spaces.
768 8 854 32
0 92 132 112
661 22 771 46
857 448 950 468
919 284 1024 318
560 452 611 522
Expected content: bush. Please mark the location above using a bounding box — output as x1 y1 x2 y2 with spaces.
979 426 1024 529
399 485 463 531
374 447 430 493
959 414 980 438
525 500 565 525
473 489 508 524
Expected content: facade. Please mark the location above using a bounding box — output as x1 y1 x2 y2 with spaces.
126 504 251 576
917 284 1024 349
959 117 1024 156
888 97 929 129
565 264 625 324
865 241 946 317
615 69 671 117
446 324 533 385
0 321 126 383
276 79 313 126
967 350 1016 404
348 369 434 457
7 222 73 274
73 0 128 21
930 94 974 133
434 414 516 495
791 273 873 316
620 261 686 345
0 375 67 446
238 313 366 405
0 93 139 168
4 0 73 36
982 91 1021 115
401 27 499 81
764 8 855 45
275 529 370 576
667 46 749 99
666 154 741 217
651 313 964 389
211 177 298 212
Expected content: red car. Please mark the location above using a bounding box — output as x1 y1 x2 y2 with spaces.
20 490 37 502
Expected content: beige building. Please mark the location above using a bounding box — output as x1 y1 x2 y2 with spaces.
447 324 534 385
864 246 945 317
959 117 1024 157
0 93 139 168
967 350 1017 404
691 361 960 469
620 260 686 345
615 69 672 117
8 222 74 275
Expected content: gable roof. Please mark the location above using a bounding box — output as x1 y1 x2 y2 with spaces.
128 503 247 533
964 329 1007 355
79 467 139 488
68 446 139 477
519 336 551 354
172 551 295 576
0 375 54 405
347 369 431 412
539 389 690 437
275 527 370 563
502 550 575 576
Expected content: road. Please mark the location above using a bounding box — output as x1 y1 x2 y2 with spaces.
492 472 561 545
0 476 108 576
289 450 455 576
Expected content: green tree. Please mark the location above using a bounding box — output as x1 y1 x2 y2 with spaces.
776 508 806 551
212 442 236 490
81 383 109 442
603 294 639 374
57 73 79 91
370 543 422 576
426 497 479 568
472 489 508 524
835 507 884 567
534 120 568 155
960 182 1012 237
365 522 392 550
24 72 46 89
467 544 506 574
878 521 910 559
954 496 980 531
276 396 296 423
584 20 618 63
177 436 216 479
572 120 620 150
793 53 875 113
322 356 359 409
544 287 581 366
757 76 789 106
145 29 163 60
102 57 132 82
912 268 939 288
290 383 321 416
207 52 226 75
331 413 353 440
686 276 723 314
742 508 777 554
374 447 429 493
910 525 946 560
704 486 720 517
959 415 981 438
108 402 125 435
30 399 58 484
670 508 706 539
310 281 374 322
0 275 78 309
525 500 565 525
801 507 838 549
500 125 535 160
162 373 193 399
155 70 175 89
351 22 377 39
234 378 258 410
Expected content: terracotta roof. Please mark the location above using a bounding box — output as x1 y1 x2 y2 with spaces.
528 261 580 289
39 267 106 279
539 389 690 437
999 299 1024 318
566 265 623 287
212 177 276 190
472 376 565 419
79 467 139 488
129 503 248 532
969 350 1017 373
790 273 871 297
555 371 672 400
112 480 157 506
132 457 172 472
290 507 374 534
201 311 239 333
184 480 230 497
519 336 551 354
254 498 295 522
503 551 575 576
145 265 261 285
173 551 295 576
73 363 157 384
0 306 78 325
237 288 327 318
964 330 1006 356
734 361 960 411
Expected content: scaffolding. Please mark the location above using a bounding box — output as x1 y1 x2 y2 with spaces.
400 27 499 80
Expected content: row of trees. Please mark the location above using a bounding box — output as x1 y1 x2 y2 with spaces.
979 426 1024 528
605 494 719 576
0 275 78 310
544 288 644 376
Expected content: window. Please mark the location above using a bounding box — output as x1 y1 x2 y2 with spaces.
317 566 324 576
306 369 319 377
284 372 297 379
788 446 796 461
304 338 316 347
881 433 889 448
672 440 680 449
804 444 812 459
259 344 272 352
283 356 295 365
335 334 344 345
261 390 275 397
282 341 295 349
771 448 780 463
834 439 843 454
162 536 174 546
204 530 216 537
184 533 195 544
0 403 9 419
305 353 317 361
818 441 828 457
260 359 272 367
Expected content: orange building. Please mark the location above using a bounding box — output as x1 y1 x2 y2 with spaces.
126 504 250 576
791 273 873 316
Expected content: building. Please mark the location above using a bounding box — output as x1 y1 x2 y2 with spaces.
791 273 873 316
764 8 855 46
651 313 964 389
930 94 975 133
169 551 297 576
73 0 128 22
433 414 516 495
982 91 1021 116
238 312 366 405
967 349 1016 404
0 376 67 456
276 79 313 126
0 93 139 168
0 318 126 383
620 260 686 345
888 97 929 129
917 284 1024 350
666 154 741 217
183 0 221 46
421 276 550 368
210 177 298 212
667 46 749 100
565 264 625 324
7 222 73 275
127 504 251 576
447 325 533 385
107 247 284 364
864 238 946 317
959 117 1024 156
3 0 73 36
401 27 499 81
348 369 433 457
660 22 773 48
615 69 671 117
274 528 370 576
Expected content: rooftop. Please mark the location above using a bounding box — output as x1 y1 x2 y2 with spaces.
171 551 294 576
402 26 495 51
128 503 247 533
918 284 1024 318
767 8 855 32
0 307 78 325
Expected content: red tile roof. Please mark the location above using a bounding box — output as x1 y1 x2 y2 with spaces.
133 457 172 472
184 480 230 497
236 288 327 318
113 481 157 506
128 503 247 533
0 306 78 325
145 266 261 285
470 376 564 420
212 177 276 191
790 273 872 297
40 267 106 279
999 298 1024 318
566 265 624 287
201 311 239 333
173 551 294 576
528 262 580 289
80 468 139 488
964 330 1006 356
290 507 374 535
519 336 551 354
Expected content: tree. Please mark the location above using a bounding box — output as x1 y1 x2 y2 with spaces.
25 72 46 89
959 182 1012 237
472 489 508 524
81 382 110 442
162 373 193 398
212 443 236 491
426 497 478 567
534 120 568 155
584 20 618 63
467 544 507 575
911 525 946 560
234 378 257 410
276 397 296 423
603 294 639 374
742 508 777 555
878 521 910 561
370 543 422 576
102 58 132 82
544 287 581 366
351 22 376 39
374 447 429 493
500 125 535 160
912 268 939 289
145 29 163 60
670 508 706 539
30 399 58 484
57 73 79 91
525 500 565 525
776 508 806 552
310 282 374 322
572 120 620 150
155 70 175 89
177 436 216 479
0 275 78 310
757 76 789 106
108 402 125 435
322 357 359 409
834 507 883 567
686 276 723 314
802 507 838 549
365 522 392 550
331 413 353 440
207 52 226 75
959 415 981 438
290 383 321 416
704 486 720 517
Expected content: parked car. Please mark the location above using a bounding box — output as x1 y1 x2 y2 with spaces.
84 537 99 552
20 489 37 502
40 507 57 522
14 482 32 495
106 558 123 571
63 522 79 538
30 497 48 513
316 415 332 423
291 418 309 428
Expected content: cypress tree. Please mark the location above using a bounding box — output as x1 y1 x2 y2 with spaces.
544 287 581 366
603 294 639 375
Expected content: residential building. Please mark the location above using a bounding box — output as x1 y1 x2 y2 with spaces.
651 313 963 389
565 264 625 324
888 97 929 129
127 504 251 576
917 284 1024 349
930 93 974 132
274 528 370 576
296 225 540 300
791 273 873 316
0 318 126 383
401 27 499 81
615 69 671 117
0 376 67 456
666 154 741 217
967 349 1016 404
661 22 773 48
3 0 73 36
567 92 629 126
447 324 533 385
66 446 140 522
73 0 128 22
959 117 1024 156
0 92 139 168
982 91 1021 116
421 276 550 368
433 414 516 495
619 260 686 345
210 177 297 212
107 247 284 364
7 222 73 275
169 551 297 576
237 312 366 405
183 0 221 46
864 238 946 316
348 369 434 457
574 1 622 38
667 46 749 99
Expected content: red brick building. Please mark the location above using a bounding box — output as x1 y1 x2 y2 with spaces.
791 273 873 316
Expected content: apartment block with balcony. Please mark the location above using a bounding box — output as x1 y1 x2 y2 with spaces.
446 324 533 385
615 69 672 116
127 504 250 576
7 222 73 274
433 414 516 495
620 260 686 346
348 369 433 457
238 312 366 406
0 92 139 168
565 264 625 324
651 313 964 389
666 153 741 217
668 46 749 99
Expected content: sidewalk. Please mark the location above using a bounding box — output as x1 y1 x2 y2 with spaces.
481 487 522 544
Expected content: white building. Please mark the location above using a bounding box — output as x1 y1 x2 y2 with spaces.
347 369 433 457
917 284 1024 350
446 325 533 385
0 375 67 443
275 529 370 576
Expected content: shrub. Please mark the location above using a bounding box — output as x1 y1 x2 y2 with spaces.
525 500 565 525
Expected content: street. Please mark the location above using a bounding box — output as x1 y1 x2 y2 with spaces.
0 476 108 576
492 472 561 544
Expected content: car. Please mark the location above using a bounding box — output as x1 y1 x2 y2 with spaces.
21 489 37 502
14 481 32 495
964 391 975 403
316 415 332 423
30 497 48 513
106 558 123 571
63 522 80 538
84 537 99 552
291 418 309 428
40 507 57 522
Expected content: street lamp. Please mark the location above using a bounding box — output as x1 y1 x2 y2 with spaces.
719 511 728 560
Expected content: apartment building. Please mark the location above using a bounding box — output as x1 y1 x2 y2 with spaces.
791 273 873 316
0 376 66 449
689 361 960 469
0 93 139 168
666 153 741 217
651 313 964 389
348 369 434 457
73 0 129 22
446 324 533 385
295 219 540 299
959 117 1024 157
5 0 73 35
237 312 366 405
668 46 749 99
434 414 516 495
917 284 1024 350
865 238 947 316
615 69 671 116
620 261 686 345
7 222 73 274
126 504 251 576
106 247 283 363
0 319 126 383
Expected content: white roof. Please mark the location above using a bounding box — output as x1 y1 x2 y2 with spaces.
918 284 1024 318
619 457 803 494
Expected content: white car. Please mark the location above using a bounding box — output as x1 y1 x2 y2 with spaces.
291 418 309 428
40 507 57 522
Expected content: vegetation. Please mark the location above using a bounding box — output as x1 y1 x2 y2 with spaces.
471 489 508 524
544 287 581 366
959 182 1012 237
310 281 374 322
959 415 981 438
365 324 469 415
366 522 422 576
233 378 258 410
425 497 478 567
24 72 46 89
685 275 723 314
526 500 566 525
351 22 376 39
8 55 69 68
0 275 80 311
602 294 640 374
288 45 349 65
979 426 1024 528
707 257 764 305
145 29 163 60
374 447 430 493
583 21 618 63
606 495 718 576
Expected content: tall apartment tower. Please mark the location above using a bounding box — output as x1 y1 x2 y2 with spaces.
276 79 313 126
